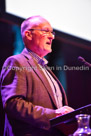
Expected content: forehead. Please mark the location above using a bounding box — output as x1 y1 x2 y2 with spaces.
38 21 52 30
29 17 53 30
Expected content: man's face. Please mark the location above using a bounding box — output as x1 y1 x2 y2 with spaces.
27 20 55 57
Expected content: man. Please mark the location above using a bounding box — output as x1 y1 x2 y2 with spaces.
0 15 74 136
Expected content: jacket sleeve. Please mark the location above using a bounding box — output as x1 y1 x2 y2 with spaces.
0 57 56 130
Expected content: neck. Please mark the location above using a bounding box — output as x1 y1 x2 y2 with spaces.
27 47 48 58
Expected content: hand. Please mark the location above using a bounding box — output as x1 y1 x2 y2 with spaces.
55 106 74 117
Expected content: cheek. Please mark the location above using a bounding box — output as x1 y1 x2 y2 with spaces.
39 37 46 47
33 36 41 46
34 35 47 49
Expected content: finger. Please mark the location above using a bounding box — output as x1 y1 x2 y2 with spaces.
64 106 74 111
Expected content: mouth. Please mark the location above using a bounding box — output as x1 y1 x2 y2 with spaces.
46 41 52 45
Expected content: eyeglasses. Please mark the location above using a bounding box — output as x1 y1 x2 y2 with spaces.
28 29 55 36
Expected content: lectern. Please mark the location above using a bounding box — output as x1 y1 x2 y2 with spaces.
50 104 91 136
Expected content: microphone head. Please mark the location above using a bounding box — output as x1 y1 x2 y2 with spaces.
78 56 85 63
78 56 91 67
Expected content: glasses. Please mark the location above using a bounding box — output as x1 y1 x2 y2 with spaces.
28 29 55 36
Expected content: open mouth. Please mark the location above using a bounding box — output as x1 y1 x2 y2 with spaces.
46 42 51 45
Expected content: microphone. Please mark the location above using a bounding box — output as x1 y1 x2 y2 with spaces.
78 56 91 67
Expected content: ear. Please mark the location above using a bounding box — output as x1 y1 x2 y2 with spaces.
25 31 32 40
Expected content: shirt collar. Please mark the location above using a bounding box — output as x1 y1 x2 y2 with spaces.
27 48 48 66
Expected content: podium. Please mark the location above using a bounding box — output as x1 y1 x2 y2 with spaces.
50 104 91 136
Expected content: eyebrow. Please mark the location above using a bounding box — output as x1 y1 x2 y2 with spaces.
42 27 53 31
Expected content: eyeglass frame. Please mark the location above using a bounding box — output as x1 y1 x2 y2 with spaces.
28 29 55 36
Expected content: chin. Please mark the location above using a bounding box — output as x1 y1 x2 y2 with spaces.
45 49 52 55
41 48 52 56
45 47 52 52
48 48 52 53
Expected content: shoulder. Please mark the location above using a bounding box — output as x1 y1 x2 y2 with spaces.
3 54 24 66
3 48 32 66
1 50 34 72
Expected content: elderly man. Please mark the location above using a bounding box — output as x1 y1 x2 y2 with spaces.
0 15 74 136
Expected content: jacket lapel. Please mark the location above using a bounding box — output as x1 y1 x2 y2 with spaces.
21 48 57 108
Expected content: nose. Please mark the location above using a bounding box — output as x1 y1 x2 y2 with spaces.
48 32 55 40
